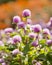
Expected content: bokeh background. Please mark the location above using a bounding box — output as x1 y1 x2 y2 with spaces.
0 0 52 29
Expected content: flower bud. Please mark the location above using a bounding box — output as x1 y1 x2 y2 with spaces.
31 40 38 47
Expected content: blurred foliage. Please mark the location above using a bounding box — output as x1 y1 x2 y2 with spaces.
0 0 16 4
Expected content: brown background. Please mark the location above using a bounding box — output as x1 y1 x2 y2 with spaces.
0 0 52 29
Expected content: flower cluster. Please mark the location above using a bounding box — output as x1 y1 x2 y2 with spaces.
0 9 52 65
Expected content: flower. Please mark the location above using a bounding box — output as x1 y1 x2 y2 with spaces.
0 41 4 46
31 24 42 33
36 62 41 65
13 35 22 43
13 16 21 23
31 40 38 47
43 28 50 35
47 17 52 30
2 62 6 65
12 49 19 55
4 28 13 33
46 40 52 46
22 9 31 17
0 58 4 63
28 32 37 39
7 38 14 44
17 22 25 28
50 17 52 23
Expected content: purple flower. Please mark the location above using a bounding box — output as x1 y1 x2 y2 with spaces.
12 49 19 55
28 32 37 39
31 24 42 33
50 17 52 24
0 41 4 46
46 17 52 30
7 38 14 44
36 62 41 65
46 40 52 46
31 40 38 47
17 22 25 29
43 28 50 35
4 28 13 33
27 19 32 24
13 16 21 23
22 9 31 17
0 58 4 63
13 35 22 43
2 62 6 65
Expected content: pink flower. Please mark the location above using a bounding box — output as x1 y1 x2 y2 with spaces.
31 24 42 33
0 41 4 46
43 28 50 35
7 38 14 44
46 40 52 46
17 22 25 28
12 49 19 55
13 16 21 23
31 40 38 47
36 62 41 65
28 32 37 39
22 9 31 17
4 28 13 33
13 35 22 43
0 58 4 63
2 62 6 65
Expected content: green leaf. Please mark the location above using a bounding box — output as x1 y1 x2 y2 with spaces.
23 44 30 55
39 39 46 46
35 53 46 61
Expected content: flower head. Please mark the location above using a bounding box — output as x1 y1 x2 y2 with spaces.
2 62 6 65
0 58 4 63
50 17 52 23
31 40 38 47
4 28 13 33
28 32 37 39
13 35 22 43
0 41 4 46
47 40 52 46
17 22 25 29
43 28 50 35
7 38 14 44
47 17 52 30
13 16 21 23
31 24 42 33
36 62 41 65
12 49 19 55
22 9 31 17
